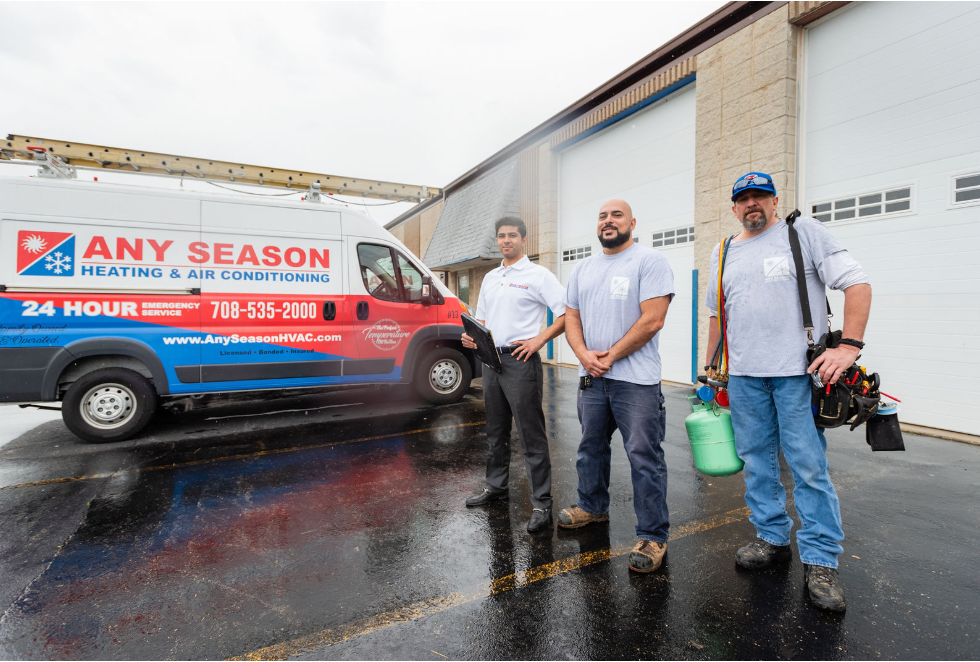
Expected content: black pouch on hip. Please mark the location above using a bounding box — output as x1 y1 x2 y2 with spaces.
866 411 906 451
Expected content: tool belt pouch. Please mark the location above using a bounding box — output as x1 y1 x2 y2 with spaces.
866 410 906 451
787 211 886 436
806 332 852 428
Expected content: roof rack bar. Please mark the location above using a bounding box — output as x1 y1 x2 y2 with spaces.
2 134 441 203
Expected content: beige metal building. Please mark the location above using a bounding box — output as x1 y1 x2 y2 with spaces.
387 1 980 437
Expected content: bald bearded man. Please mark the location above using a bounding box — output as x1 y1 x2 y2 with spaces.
558 199 676 574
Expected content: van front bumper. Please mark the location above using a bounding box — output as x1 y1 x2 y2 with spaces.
0 347 71 403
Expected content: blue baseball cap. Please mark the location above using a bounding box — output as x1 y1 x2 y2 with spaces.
731 171 777 201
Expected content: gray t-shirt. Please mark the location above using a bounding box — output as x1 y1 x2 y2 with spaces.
704 216 870 377
565 243 675 385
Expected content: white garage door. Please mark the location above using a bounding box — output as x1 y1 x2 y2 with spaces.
557 84 696 384
804 2 980 435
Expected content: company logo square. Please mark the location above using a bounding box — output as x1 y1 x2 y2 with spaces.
17 231 75 277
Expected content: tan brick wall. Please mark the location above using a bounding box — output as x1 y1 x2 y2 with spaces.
693 4 799 364
468 264 496 313
389 224 406 244
536 141 560 276
419 200 444 259
402 218 421 258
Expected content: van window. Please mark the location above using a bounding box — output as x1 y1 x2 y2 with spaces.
357 244 401 302
357 244 429 303
396 253 424 303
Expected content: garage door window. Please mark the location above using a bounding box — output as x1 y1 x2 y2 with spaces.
951 172 980 208
563 246 592 262
811 186 912 223
653 226 694 248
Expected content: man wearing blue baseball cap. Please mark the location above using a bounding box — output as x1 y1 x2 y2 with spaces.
704 171 872 612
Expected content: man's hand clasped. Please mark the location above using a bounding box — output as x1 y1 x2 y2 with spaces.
578 349 613 378
807 344 861 385
461 333 477 350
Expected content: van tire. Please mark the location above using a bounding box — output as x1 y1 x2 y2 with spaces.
62 368 158 443
414 347 472 404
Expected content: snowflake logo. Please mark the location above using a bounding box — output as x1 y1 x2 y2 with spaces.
44 251 72 274
21 234 47 254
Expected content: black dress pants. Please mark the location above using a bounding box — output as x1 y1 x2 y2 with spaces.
483 351 553 510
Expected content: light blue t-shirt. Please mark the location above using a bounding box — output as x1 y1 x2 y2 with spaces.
565 243 675 385
704 216 870 377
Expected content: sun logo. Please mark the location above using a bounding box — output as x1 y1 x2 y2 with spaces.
21 234 47 254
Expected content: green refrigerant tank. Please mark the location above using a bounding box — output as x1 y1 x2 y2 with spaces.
685 395 744 477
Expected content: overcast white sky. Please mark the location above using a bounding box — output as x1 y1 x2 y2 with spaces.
2 1 724 222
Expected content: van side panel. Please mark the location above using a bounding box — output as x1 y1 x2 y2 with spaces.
192 202 367 391
0 181 473 401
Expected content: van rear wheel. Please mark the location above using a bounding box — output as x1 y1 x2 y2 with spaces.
414 347 472 404
62 368 158 443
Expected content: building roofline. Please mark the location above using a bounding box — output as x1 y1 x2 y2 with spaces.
383 193 444 231
441 1 784 196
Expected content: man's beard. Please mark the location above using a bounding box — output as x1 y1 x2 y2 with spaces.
598 227 631 249
740 208 769 230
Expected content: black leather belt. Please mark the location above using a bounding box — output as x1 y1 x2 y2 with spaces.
497 345 517 354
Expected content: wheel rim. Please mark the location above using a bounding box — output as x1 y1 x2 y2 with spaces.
79 383 137 430
429 359 462 394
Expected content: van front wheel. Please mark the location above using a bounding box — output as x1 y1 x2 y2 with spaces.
62 368 158 443
414 347 472 404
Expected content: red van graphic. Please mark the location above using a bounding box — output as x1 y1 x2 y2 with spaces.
17 230 76 277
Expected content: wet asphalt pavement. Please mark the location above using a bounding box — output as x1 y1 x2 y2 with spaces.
0 365 978 661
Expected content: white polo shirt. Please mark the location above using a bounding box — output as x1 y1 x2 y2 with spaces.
475 255 567 347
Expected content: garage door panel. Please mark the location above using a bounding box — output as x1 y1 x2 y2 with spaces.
807 3 980 78
810 65 980 139
806 2 980 434
808 127 980 187
557 84 696 381
810 43 980 131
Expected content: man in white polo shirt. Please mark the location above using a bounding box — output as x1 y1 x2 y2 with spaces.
461 216 567 533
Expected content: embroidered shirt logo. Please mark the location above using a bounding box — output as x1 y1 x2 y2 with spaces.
610 276 630 300
764 256 792 282
509 283 530 290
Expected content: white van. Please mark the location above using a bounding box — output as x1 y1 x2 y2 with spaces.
0 176 477 442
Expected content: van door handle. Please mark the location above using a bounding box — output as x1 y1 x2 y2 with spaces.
322 301 336 321
356 301 369 320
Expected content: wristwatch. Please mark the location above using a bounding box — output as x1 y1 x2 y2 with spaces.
838 338 865 350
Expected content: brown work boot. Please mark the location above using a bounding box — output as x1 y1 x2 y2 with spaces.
804 564 846 612
556 505 609 529
629 539 667 573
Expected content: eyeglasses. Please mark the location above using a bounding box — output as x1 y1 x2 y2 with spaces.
733 175 772 191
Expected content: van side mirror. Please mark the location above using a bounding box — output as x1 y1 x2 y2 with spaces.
421 276 433 306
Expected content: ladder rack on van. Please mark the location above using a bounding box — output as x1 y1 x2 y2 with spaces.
1 134 440 203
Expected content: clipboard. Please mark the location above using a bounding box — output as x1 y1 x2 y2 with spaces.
461 313 502 374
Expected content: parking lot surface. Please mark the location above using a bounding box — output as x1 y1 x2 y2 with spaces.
0 365 977 660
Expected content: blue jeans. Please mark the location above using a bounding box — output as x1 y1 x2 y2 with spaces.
727 374 844 568
576 378 669 542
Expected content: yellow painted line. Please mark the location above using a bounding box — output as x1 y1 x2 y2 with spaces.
228 506 751 661
0 421 485 491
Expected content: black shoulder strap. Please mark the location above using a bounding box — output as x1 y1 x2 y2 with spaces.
785 210 816 344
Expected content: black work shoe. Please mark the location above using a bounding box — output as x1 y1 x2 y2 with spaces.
735 539 792 569
526 508 552 532
465 488 508 507
804 564 846 612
